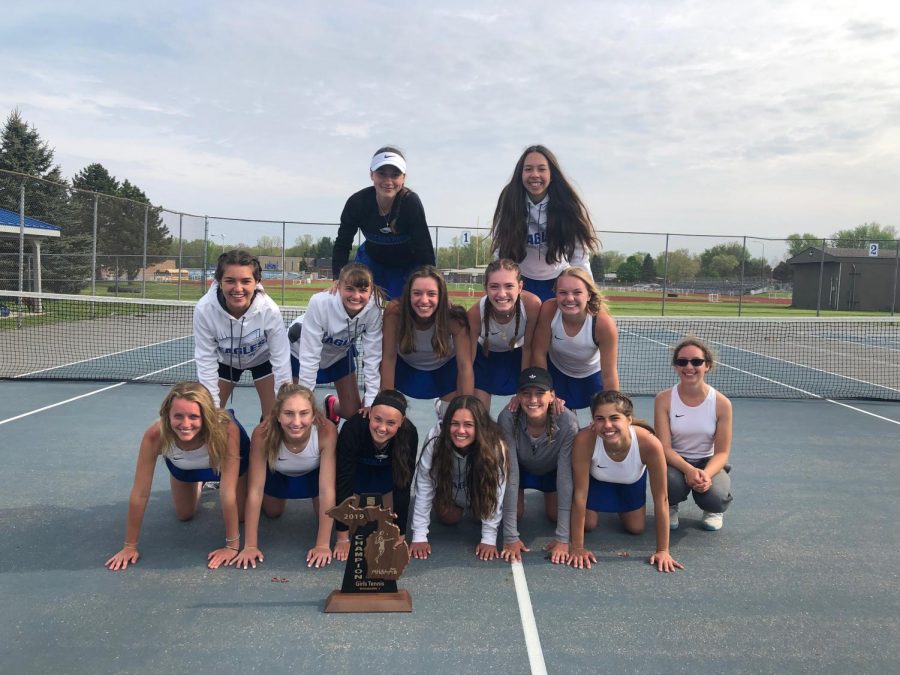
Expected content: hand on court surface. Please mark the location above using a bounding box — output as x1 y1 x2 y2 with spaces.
649 550 684 573
105 547 140 571
501 539 530 562
409 542 431 560
333 540 350 561
307 545 332 568
543 540 569 565
475 543 500 561
230 547 264 569
207 547 239 569
567 547 597 570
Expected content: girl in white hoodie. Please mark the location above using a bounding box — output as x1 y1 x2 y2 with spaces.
193 250 292 419
288 263 384 422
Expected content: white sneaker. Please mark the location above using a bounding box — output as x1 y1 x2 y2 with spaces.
701 511 724 531
669 505 679 530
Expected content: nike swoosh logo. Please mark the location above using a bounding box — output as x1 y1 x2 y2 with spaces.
552 334 564 340
674 414 685 418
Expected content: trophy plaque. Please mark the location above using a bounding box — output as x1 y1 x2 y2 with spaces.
324 494 412 613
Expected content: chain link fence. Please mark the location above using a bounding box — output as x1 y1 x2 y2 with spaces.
2 169 898 314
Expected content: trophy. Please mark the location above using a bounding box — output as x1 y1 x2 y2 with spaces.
324 494 412 612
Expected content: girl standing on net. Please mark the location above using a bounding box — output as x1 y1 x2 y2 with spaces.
331 146 436 300
654 338 733 532
381 266 473 403
497 367 580 563
105 382 249 571
232 384 337 570
288 263 385 423
410 396 508 562
467 259 541 410
333 389 418 560
568 391 682 573
193 249 292 419
490 145 599 301
532 267 618 412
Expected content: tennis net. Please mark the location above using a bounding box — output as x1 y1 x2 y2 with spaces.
1 291 898 400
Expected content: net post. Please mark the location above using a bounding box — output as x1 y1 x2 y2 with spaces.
815 238 826 317
92 192 98 296
434 225 440 269
142 203 149 299
661 234 669 316
281 221 286 305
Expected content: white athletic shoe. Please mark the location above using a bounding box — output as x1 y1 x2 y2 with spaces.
701 511 724 531
669 505 679 530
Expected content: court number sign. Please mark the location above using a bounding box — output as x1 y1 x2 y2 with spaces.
869 243 879 257
461 231 471 245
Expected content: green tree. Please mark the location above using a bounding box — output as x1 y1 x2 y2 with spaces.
772 260 792 282
656 249 699 282
786 233 823 257
830 222 898 248
314 236 333 259
640 253 657 282
699 242 745 277
254 235 282 256
616 255 642 284
598 250 625 278
590 254 603 279
0 109 90 292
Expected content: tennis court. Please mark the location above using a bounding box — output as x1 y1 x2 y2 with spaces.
1 291 898 672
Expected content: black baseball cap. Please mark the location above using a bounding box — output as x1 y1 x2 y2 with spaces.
517 367 554 392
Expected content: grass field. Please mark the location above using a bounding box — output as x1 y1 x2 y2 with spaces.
83 281 897 318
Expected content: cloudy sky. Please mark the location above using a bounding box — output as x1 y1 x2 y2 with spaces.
2 0 899 261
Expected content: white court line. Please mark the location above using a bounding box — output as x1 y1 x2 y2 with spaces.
510 561 547 675
622 330 900 426
0 359 195 426
16 334 193 378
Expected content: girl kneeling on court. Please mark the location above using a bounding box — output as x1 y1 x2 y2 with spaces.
231 384 337 570
193 249 292 419
410 395 508 562
531 268 618 413
380 265 473 404
333 389 418 560
467 259 541 410
568 391 683 573
497 367 580 563
105 382 250 571
289 263 385 423
654 338 733 532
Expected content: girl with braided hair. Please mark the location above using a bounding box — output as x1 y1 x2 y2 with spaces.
497 368 579 563
466 259 541 410
410 396 508 561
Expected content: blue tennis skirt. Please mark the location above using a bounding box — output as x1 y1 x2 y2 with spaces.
264 467 321 499
519 465 558 493
395 356 458 400
164 410 250 482
547 358 603 411
473 347 522 396
291 345 357 383
522 276 557 302
355 243 417 301
586 471 647 513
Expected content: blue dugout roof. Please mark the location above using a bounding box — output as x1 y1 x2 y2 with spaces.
0 206 61 232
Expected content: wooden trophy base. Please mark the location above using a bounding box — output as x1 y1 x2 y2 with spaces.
324 589 412 613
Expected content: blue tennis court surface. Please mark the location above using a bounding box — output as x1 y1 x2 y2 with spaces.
2 380 898 673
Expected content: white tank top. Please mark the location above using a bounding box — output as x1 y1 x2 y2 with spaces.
589 427 646 484
167 442 211 471
669 385 717 461
274 426 322 477
476 296 526 352
548 309 600 378
398 323 454 371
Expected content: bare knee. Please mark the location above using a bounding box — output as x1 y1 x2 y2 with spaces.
584 510 599 532
437 505 462 526
263 497 286 519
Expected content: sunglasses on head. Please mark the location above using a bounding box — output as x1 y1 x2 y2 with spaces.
674 358 707 367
